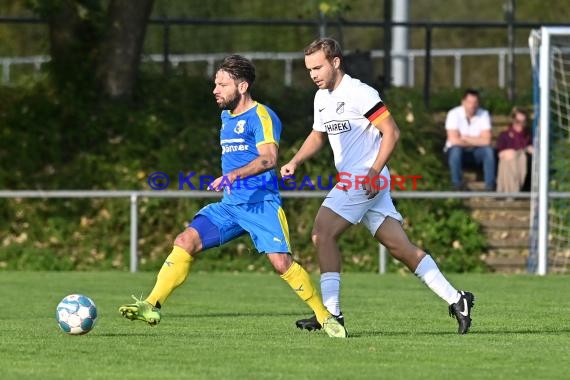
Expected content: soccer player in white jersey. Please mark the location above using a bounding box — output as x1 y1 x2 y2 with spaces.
281 38 475 334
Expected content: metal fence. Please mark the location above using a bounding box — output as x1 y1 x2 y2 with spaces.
2 16 570 106
1 46 532 88
0 189 544 274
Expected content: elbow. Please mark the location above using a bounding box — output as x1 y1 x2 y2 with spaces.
314 131 327 147
392 125 401 142
262 155 277 169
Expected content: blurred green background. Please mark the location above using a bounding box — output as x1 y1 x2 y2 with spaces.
1 1 567 272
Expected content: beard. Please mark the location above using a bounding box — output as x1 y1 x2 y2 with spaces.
325 71 341 90
217 90 241 111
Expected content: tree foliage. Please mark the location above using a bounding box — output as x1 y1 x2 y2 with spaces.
26 0 154 99
0 72 488 272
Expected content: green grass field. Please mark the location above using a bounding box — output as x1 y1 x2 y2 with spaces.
1 272 569 379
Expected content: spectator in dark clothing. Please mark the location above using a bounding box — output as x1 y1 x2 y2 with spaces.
496 107 533 193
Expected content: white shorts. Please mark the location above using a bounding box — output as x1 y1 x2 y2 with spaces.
321 185 403 235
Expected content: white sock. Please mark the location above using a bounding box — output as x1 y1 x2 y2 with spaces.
320 272 341 315
414 255 461 305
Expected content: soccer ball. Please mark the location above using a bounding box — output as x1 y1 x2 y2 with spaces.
56 294 98 335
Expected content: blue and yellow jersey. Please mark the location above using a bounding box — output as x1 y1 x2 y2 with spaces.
219 102 281 204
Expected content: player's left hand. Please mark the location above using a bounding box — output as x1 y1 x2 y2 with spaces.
364 168 381 199
208 173 235 194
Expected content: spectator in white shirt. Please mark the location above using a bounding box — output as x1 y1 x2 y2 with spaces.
445 89 496 191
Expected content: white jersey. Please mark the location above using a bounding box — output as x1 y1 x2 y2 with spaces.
313 74 391 176
444 105 491 148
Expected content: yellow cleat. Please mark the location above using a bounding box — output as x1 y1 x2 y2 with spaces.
322 316 348 338
119 296 161 326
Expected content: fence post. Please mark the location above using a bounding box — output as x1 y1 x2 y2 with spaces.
130 193 139 273
408 55 415 86
498 52 506 88
284 59 292 86
2 61 9 84
383 0 392 88
207 58 215 78
162 16 170 75
505 0 516 101
423 26 432 108
379 243 387 274
454 54 461 88
318 11 327 38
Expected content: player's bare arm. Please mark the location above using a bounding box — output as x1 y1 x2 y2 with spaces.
365 116 400 198
281 130 327 176
209 142 277 191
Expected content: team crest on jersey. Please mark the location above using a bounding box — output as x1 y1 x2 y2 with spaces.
234 120 246 134
336 102 345 114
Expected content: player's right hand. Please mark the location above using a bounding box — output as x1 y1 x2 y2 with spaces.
280 162 297 177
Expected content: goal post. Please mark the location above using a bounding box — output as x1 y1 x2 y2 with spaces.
528 27 570 275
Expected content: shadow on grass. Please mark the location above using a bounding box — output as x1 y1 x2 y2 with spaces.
465 327 570 335
166 311 302 318
95 333 158 337
349 330 455 338
350 326 570 338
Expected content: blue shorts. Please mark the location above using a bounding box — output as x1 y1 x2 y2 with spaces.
189 200 291 254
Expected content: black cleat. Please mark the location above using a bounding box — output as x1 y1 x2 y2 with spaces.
295 313 345 331
296 314 321 331
448 291 475 334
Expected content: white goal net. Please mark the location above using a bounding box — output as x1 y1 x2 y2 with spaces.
528 27 570 275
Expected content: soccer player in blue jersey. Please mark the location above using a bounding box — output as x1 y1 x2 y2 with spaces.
119 55 346 338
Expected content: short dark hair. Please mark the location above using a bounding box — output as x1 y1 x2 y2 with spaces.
304 37 344 64
216 54 256 88
462 88 480 100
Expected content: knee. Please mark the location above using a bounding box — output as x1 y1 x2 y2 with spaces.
173 228 201 255
501 149 516 161
270 254 293 275
482 146 496 161
380 234 414 260
447 147 462 163
311 227 336 248
311 229 319 247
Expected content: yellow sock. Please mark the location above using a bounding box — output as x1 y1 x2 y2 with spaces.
146 246 193 307
281 262 331 325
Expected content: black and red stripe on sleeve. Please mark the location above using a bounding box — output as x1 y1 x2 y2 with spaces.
364 101 391 126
